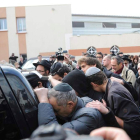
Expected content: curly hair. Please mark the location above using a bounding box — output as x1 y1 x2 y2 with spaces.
78 57 102 70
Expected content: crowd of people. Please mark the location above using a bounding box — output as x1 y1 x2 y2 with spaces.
5 51 140 140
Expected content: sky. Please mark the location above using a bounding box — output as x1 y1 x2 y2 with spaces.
0 0 140 17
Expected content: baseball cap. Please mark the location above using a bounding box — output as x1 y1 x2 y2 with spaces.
85 67 101 77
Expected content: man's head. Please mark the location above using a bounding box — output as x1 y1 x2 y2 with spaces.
85 67 107 92
33 60 51 76
38 55 42 62
122 55 131 68
70 55 75 61
78 57 102 73
138 63 140 76
103 55 111 68
50 62 70 81
25 71 48 89
12 53 14 56
111 56 123 72
117 52 123 57
96 52 103 63
48 83 77 117
20 57 23 61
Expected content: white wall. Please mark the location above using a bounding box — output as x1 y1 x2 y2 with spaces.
6 7 19 60
70 33 140 50
25 5 72 58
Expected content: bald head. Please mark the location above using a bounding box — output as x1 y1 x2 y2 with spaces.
103 55 112 70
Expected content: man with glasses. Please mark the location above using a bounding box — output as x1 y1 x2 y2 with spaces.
96 52 103 64
33 60 51 88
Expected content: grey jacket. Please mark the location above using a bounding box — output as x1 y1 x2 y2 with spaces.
38 97 106 134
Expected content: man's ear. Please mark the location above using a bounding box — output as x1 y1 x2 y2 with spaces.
46 70 49 75
63 72 67 77
67 101 75 109
38 82 43 88
91 82 98 87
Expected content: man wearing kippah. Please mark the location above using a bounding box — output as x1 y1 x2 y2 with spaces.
85 67 140 140
35 83 105 135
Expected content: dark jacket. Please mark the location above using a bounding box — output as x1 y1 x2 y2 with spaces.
103 67 139 104
38 97 106 134
134 77 140 103
104 79 140 139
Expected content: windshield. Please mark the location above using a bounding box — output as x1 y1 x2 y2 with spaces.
22 59 38 69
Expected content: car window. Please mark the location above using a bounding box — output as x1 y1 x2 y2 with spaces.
0 88 20 139
6 75 37 114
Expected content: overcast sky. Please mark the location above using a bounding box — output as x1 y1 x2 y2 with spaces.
0 0 140 17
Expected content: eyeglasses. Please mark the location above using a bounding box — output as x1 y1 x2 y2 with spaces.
36 70 45 73
124 63 128 65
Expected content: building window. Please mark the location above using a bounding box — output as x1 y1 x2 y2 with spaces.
132 23 140 28
17 18 26 33
0 18 7 30
102 22 116 28
72 22 85 28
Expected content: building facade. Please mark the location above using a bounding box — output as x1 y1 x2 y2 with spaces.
0 5 72 62
0 6 140 62
69 14 140 59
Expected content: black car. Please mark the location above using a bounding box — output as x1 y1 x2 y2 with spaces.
0 66 38 140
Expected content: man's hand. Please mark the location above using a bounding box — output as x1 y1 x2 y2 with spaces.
86 100 109 114
90 127 131 140
64 54 71 64
110 77 124 85
115 116 124 128
34 88 49 103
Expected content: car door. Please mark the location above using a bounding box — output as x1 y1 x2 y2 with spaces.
0 66 38 138
0 67 31 139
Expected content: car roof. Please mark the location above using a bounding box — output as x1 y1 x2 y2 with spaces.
28 56 49 60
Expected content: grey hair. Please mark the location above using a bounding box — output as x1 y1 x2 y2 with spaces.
111 56 123 65
48 88 77 107
106 54 112 60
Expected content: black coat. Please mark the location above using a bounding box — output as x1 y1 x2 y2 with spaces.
104 79 140 140
38 97 106 134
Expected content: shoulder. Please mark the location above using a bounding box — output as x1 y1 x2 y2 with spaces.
73 107 101 119
81 97 93 105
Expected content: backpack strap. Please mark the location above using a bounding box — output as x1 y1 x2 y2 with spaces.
126 69 129 79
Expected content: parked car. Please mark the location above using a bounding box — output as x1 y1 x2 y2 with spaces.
21 57 50 73
0 65 39 139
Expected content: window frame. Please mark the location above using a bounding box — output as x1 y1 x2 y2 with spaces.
17 17 26 33
0 18 7 31
102 22 116 28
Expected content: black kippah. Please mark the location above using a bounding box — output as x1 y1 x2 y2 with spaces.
54 83 73 92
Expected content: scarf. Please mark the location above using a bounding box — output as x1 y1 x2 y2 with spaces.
115 64 124 74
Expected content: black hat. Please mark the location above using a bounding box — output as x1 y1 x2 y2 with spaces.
62 69 90 96
122 55 131 62
50 62 63 76
33 60 51 71
25 71 48 88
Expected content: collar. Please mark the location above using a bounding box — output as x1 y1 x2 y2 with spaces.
115 64 124 74
66 97 84 120
104 79 111 106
